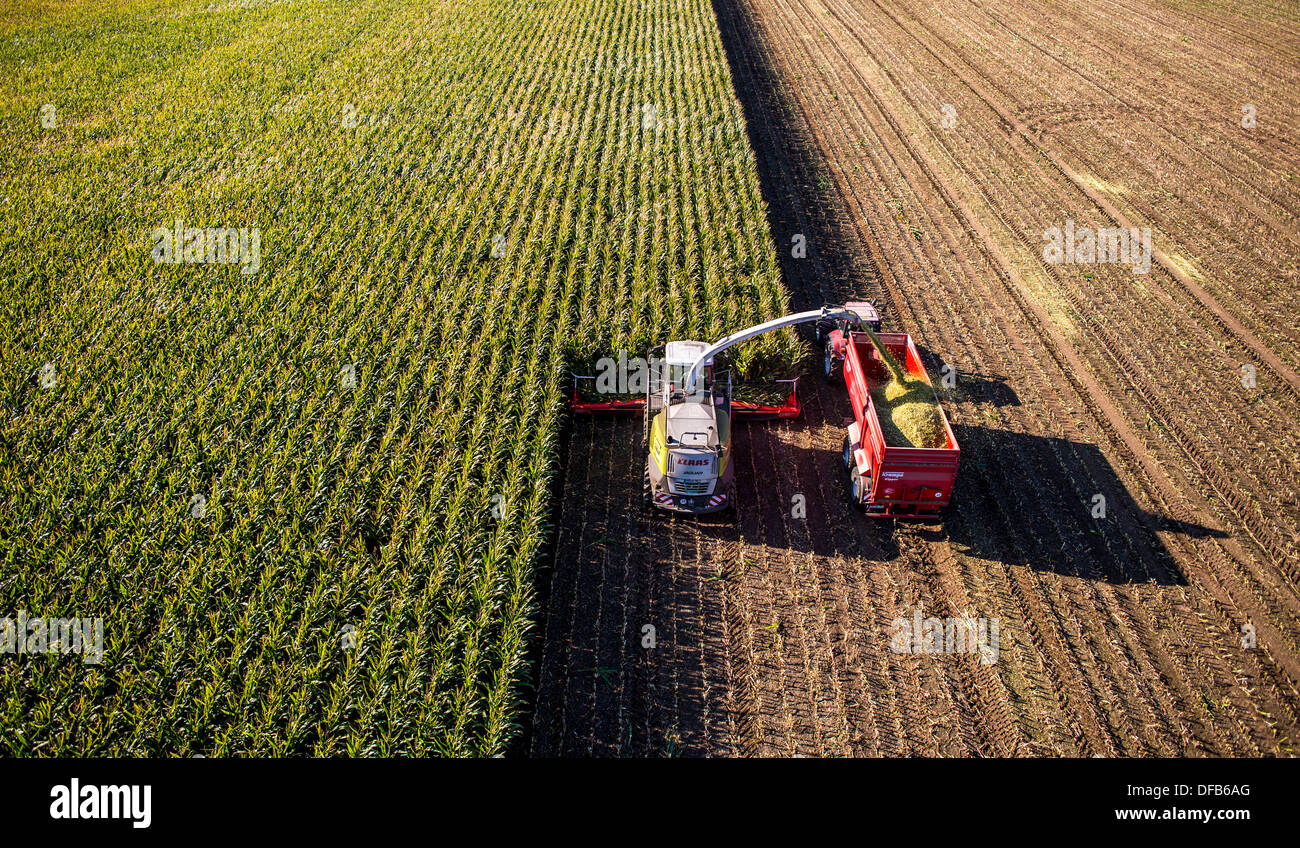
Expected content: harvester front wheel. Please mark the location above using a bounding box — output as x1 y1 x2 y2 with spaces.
841 435 853 470
642 461 653 508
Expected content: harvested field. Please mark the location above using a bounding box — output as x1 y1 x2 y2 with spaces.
531 0 1300 756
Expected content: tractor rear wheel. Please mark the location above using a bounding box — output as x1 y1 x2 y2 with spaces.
842 435 853 470
823 340 840 383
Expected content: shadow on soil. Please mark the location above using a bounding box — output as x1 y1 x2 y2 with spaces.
726 384 1216 587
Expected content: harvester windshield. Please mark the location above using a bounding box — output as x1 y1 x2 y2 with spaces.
660 341 725 409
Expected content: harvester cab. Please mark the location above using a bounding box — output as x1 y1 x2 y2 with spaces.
642 341 735 514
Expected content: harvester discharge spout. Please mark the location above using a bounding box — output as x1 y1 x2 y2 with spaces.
681 305 863 395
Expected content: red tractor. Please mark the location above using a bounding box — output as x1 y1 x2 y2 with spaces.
816 300 882 382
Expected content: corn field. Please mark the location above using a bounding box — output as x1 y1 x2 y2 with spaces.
0 0 798 755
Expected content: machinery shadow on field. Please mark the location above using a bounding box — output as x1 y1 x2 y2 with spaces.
733 394 1217 586
914 344 1022 408
931 427 1222 585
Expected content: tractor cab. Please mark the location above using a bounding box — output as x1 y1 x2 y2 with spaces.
818 300 882 382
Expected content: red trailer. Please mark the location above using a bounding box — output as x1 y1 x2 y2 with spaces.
840 331 960 517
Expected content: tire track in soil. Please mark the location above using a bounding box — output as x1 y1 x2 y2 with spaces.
821 0 1300 588
798 408 896 755
790 0 1300 619
927 0 1300 367
740 0 1027 757
836 0 1300 657
717 0 1294 754
714 0 985 755
722 0 1128 754
842 0 1289 754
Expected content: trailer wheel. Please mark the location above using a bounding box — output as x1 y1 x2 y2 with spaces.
823 340 840 383
841 435 853 470
847 465 867 509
